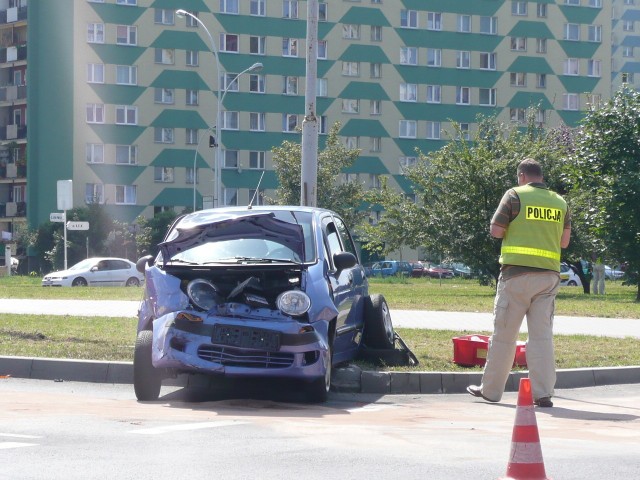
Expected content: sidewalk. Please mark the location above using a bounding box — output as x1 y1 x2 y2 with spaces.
1 299 639 394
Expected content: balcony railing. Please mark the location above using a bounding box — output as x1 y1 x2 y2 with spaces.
0 124 26 141
0 44 26 63
0 6 28 25
0 84 26 101
0 201 26 218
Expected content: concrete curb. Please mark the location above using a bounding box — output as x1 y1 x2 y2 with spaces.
2 356 639 394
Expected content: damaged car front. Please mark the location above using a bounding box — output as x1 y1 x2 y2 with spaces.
134 207 371 402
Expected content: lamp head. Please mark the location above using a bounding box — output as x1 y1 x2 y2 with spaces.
176 9 188 18
249 62 263 73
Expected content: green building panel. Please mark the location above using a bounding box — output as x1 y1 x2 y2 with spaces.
400 0 501 15
90 44 146 65
103 205 146 224
89 125 146 145
558 5 603 24
151 31 210 52
392 174 419 195
507 57 554 74
343 156 389 174
507 92 554 110
150 188 195 207
339 45 390 63
151 149 209 168
88 164 146 185
395 29 503 52
340 7 392 26
222 169 279 190
558 75 601 93
339 82 390 100
395 65 502 88
340 119 389 137
557 40 601 59
556 110 587 127
89 2 145 24
621 36 640 47
221 93 332 115
151 0 210 12
394 138 448 157
150 70 211 90
394 102 500 122
218 53 333 78
89 84 146 105
215 14 307 38
221 130 298 151
150 110 209 128
508 21 555 39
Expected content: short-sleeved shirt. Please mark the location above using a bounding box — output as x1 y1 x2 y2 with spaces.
491 182 571 279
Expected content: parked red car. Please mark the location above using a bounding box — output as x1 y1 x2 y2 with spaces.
409 262 426 278
425 265 454 279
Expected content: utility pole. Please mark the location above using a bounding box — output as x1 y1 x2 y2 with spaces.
301 0 319 207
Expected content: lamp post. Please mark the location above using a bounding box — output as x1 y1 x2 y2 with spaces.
192 126 216 211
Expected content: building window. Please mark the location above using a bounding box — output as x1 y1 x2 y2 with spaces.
400 47 418 65
223 150 238 169
479 16 497 35
283 0 298 19
426 85 441 103
85 183 104 204
186 167 197 185
316 78 328 97
318 2 328 21
220 33 239 53
344 137 359 149
317 40 327 59
426 121 441 140
564 58 579 75
86 103 104 124
427 48 441 67
510 72 526 87
588 60 601 77
220 0 239 14
343 24 360 39
154 167 174 183
371 25 382 41
459 123 470 140
222 111 239 130
155 48 174 64
536 109 546 124
399 83 417 102
457 14 471 33
456 51 471 69
87 63 104 83
564 23 580 41
589 0 602 8
250 74 266 93
511 37 527 51
399 156 417 174
115 185 137 205
154 9 175 25
117 0 137 5
622 72 634 83
624 20 634 32
342 61 359 76
370 63 381 78
342 98 360 113
154 127 174 143
427 12 442 31
249 151 266 169
401 10 418 28
116 106 137 125
283 113 298 132
116 145 138 165
250 112 266 131
565 0 580 5
283 76 298 95
563 93 579 111
186 89 199 106
399 120 417 138
370 100 381 115
319 115 328 134
86 143 104 164
250 0 265 16
370 137 381 152
282 38 298 57
116 65 137 85
456 86 470 105
479 52 497 70
623 46 634 58
224 188 238 206
588 25 602 42
510 108 526 123
511 1 527 16
87 23 104 43
154 88 174 104
250 36 266 55
185 11 199 27
116 25 137 46
537 4 547 17
537 74 547 88
248 188 266 206
536 38 547 53
221 73 240 92
186 128 198 145
186 50 199 66
479 88 497 106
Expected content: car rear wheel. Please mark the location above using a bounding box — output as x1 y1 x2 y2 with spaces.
126 277 140 287
133 330 162 401
72 277 88 287
363 294 395 349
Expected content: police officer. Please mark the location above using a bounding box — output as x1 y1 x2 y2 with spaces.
467 158 571 407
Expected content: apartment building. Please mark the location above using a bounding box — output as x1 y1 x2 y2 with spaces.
6 0 636 236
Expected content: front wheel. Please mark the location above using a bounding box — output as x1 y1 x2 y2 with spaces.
72 277 88 287
133 330 162 401
363 294 395 349
305 343 332 403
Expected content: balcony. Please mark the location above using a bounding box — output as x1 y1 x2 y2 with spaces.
0 124 26 141
0 84 26 102
0 200 25 218
0 44 26 63
0 163 25 179
0 6 27 25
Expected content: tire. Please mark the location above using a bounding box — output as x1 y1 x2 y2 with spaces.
133 330 162 401
568 280 577 286
363 294 395 349
305 341 332 403
72 277 88 287
125 277 140 287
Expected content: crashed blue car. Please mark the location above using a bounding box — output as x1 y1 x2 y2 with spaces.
134 206 395 402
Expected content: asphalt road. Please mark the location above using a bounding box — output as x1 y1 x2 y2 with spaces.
1 378 639 480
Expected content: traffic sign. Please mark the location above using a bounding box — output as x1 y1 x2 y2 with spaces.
50 212 65 222
67 221 89 231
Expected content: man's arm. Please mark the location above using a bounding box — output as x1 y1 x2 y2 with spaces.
560 227 571 248
490 224 506 239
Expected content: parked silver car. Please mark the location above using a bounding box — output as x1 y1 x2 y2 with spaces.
42 257 143 287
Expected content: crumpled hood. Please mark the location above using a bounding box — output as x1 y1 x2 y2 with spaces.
159 211 305 260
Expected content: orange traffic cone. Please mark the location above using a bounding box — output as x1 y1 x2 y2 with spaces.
499 378 550 480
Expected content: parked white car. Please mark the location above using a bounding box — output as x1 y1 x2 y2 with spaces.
42 257 143 287
605 265 624 281
560 262 582 287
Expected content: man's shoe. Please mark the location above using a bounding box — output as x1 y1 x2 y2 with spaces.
466 385 498 403
534 397 553 408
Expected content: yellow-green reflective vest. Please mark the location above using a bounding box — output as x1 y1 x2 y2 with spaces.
499 185 567 272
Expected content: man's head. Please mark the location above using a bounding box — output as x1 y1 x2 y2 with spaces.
517 158 543 185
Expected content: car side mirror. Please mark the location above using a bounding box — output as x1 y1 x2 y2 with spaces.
90 266 98 272
136 255 154 273
333 251 357 271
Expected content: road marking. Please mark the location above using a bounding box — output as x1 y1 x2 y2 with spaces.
345 404 395 413
0 442 38 450
129 420 249 435
0 433 42 439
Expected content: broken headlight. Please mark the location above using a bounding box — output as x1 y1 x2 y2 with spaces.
276 290 311 316
187 279 223 311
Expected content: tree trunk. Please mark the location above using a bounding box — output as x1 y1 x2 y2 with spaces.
571 261 591 294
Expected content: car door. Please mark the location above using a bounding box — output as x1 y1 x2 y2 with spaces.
323 215 365 361
90 260 112 286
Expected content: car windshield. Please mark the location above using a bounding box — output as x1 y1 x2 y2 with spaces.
68 259 96 271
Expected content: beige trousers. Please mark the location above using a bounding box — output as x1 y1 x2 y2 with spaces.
592 263 605 295
479 271 560 402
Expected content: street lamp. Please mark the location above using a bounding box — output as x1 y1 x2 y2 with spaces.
192 126 216 211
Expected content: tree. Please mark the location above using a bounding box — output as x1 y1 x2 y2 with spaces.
568 86 640 300
134 210 179 257
271 122 367 228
